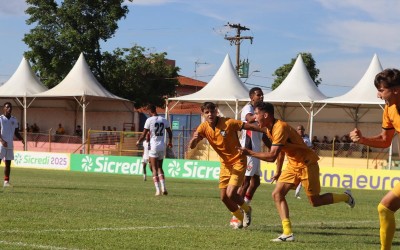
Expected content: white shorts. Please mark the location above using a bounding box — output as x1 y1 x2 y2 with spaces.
142 151 149 164
245 156 261 177
142 157 149 164
149 149 165 159
0 147 14 161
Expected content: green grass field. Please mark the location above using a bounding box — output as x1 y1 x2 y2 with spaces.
0 168 396 249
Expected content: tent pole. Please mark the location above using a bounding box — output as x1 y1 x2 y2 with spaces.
82 96 86 154
235 99 238 120
309 103 314 139
24 96 27 151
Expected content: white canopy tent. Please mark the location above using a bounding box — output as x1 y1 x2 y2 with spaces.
0 57 48 149
167 54 250 119
260 54 327 138
314 54 384 127
314 54 390 165
34 53 132 152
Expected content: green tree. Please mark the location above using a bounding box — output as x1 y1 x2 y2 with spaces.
271 52 321 90
101 46 180 108
23 0 131 88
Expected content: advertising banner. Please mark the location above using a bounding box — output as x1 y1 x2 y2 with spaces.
163 159 220 180
11 151 70 170
260 162 400 191
70 154 144 174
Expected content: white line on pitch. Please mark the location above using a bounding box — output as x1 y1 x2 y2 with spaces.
0 240 81 250
0 220 376 234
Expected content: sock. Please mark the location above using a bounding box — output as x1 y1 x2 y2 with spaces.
231 209 244 221
4 176 9 182
240 201 250 213
159 174 166 191
244 193 252 204
153 176 160 192
378 203 395 250
332 193 348 203
282 218 292 235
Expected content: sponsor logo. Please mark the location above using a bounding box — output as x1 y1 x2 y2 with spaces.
167 160 181 177
81 156 93 172
14 153 23 165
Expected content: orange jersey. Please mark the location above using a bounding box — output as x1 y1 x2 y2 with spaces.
196 117 245 165
382 104 400 132
265 119 319 166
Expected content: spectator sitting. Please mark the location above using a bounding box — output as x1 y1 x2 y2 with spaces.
75 125 82 137
32 123 40 133
311 135 320 151
331 135 341 150
321 135 329 150
56 123 65 135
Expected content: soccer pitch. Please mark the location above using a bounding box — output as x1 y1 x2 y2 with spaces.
0 168 394 249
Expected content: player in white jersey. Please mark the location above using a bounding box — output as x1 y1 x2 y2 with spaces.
0 102 24 187
141 133 150 181
137 105 172 196
230 88 264 225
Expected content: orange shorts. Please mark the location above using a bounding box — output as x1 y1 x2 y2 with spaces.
219 160 246 189
278 162 321 196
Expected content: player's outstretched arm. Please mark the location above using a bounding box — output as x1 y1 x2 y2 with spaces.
189 132 203 149
243 123 265 133
350 128 394 148
238 144 281 163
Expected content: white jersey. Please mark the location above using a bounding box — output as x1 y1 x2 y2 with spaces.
144 115 170 152
240 104 262 176
240 104 262 151
0 115 19 149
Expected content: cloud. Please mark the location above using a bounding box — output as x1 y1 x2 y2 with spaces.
0 0 27 16
315 0 400 53
322 20 400 53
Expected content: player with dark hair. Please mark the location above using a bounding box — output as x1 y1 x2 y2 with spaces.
189 102 264 229
0 102 24 187
231 87 264 226
238 102 355 242
350 68 400 250
137 105 172 196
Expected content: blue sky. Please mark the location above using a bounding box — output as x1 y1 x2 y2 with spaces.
1 0 400 97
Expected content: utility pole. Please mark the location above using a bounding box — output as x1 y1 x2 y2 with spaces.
224 23 253 75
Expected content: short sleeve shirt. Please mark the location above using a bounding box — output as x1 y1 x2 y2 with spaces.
144 116 171 151
382 104 400 132
196 117 245 165
266 119 319 166
0 115 19 149
240 103 262 151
